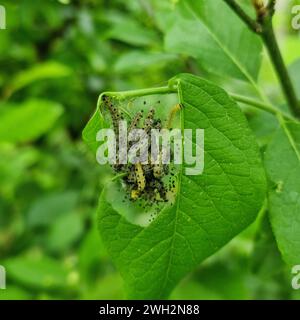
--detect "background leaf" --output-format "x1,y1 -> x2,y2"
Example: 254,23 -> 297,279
113,51 -> 178,74
289,58 -> 300,99
46,213 -> 83,254
264,121 -> 300,266
26,191 -> 79,228
0,100 -> 63,143
103,14 -> 159,47
7,61 -> 72,97
163,0 -> 262,82
4,254 -> 70,291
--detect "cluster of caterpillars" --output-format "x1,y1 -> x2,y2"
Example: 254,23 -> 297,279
101,95 -> 178,207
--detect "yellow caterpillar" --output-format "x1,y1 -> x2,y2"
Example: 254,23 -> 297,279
131,163 -> 146,200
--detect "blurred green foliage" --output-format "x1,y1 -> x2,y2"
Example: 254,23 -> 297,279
0,0 -> 299,300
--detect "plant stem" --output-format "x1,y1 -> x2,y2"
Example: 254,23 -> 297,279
97,85 -> 178,112
267,0 -> 276,13
260,17 -> 300,117
222,0 -> 300,118
101,86 -> 177,101
99,83 -> 293,121
230,92 -> 295,121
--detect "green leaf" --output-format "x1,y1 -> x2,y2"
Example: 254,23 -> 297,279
283,37 -> 300,66
4,255 -> 69,291
164,0 -> 262,82
8,61 -> 72,96
251,214 -> 285,277
104,14 -> 158,47
248,110 -> 279,147
113,51 -> 178,74
82,110 -> 105,153
46,213 -> 83,254
264,120 -> 300,266
93,74 -> 266,298
170,282 -> 222,300
250,214 -> 293,299
81,274 -> 124,300
184,261 -> 249,300
0,99 -> 63,143
289,58 -> 300,99
0,286 -> 31,300
79,212 -> 108,282
27,191 -> 78,227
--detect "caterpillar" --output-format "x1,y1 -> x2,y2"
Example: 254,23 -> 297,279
102,96 -> 178,208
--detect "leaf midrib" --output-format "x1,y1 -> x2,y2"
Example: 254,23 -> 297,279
160,83 -> 185,296
278,115 -> 300,162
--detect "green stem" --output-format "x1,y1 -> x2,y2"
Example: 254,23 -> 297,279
96,85 -> 177,113
230,93 -> 295,121
260,17 -> 300,117
99,83 -> 293,121
101,86 -> 177,101
266,0 -> 276,14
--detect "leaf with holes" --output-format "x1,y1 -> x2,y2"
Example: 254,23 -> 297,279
84,73 -> 266,298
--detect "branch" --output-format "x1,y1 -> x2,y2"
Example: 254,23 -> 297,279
260,17 -> 300,117
230,93 -> 295,121
223,0 -> 262,33
251,0 -> 267,21
223,0 -> 300,118
267,0 -> 276,14
99,86 -> 295,122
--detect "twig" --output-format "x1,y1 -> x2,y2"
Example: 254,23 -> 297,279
251,0 -> 267,21
267,0 -> 276,14
229,92 -> 295,121
97,85 -> 294,122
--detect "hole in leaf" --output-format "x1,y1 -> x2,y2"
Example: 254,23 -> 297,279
100,93 -> 181,226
